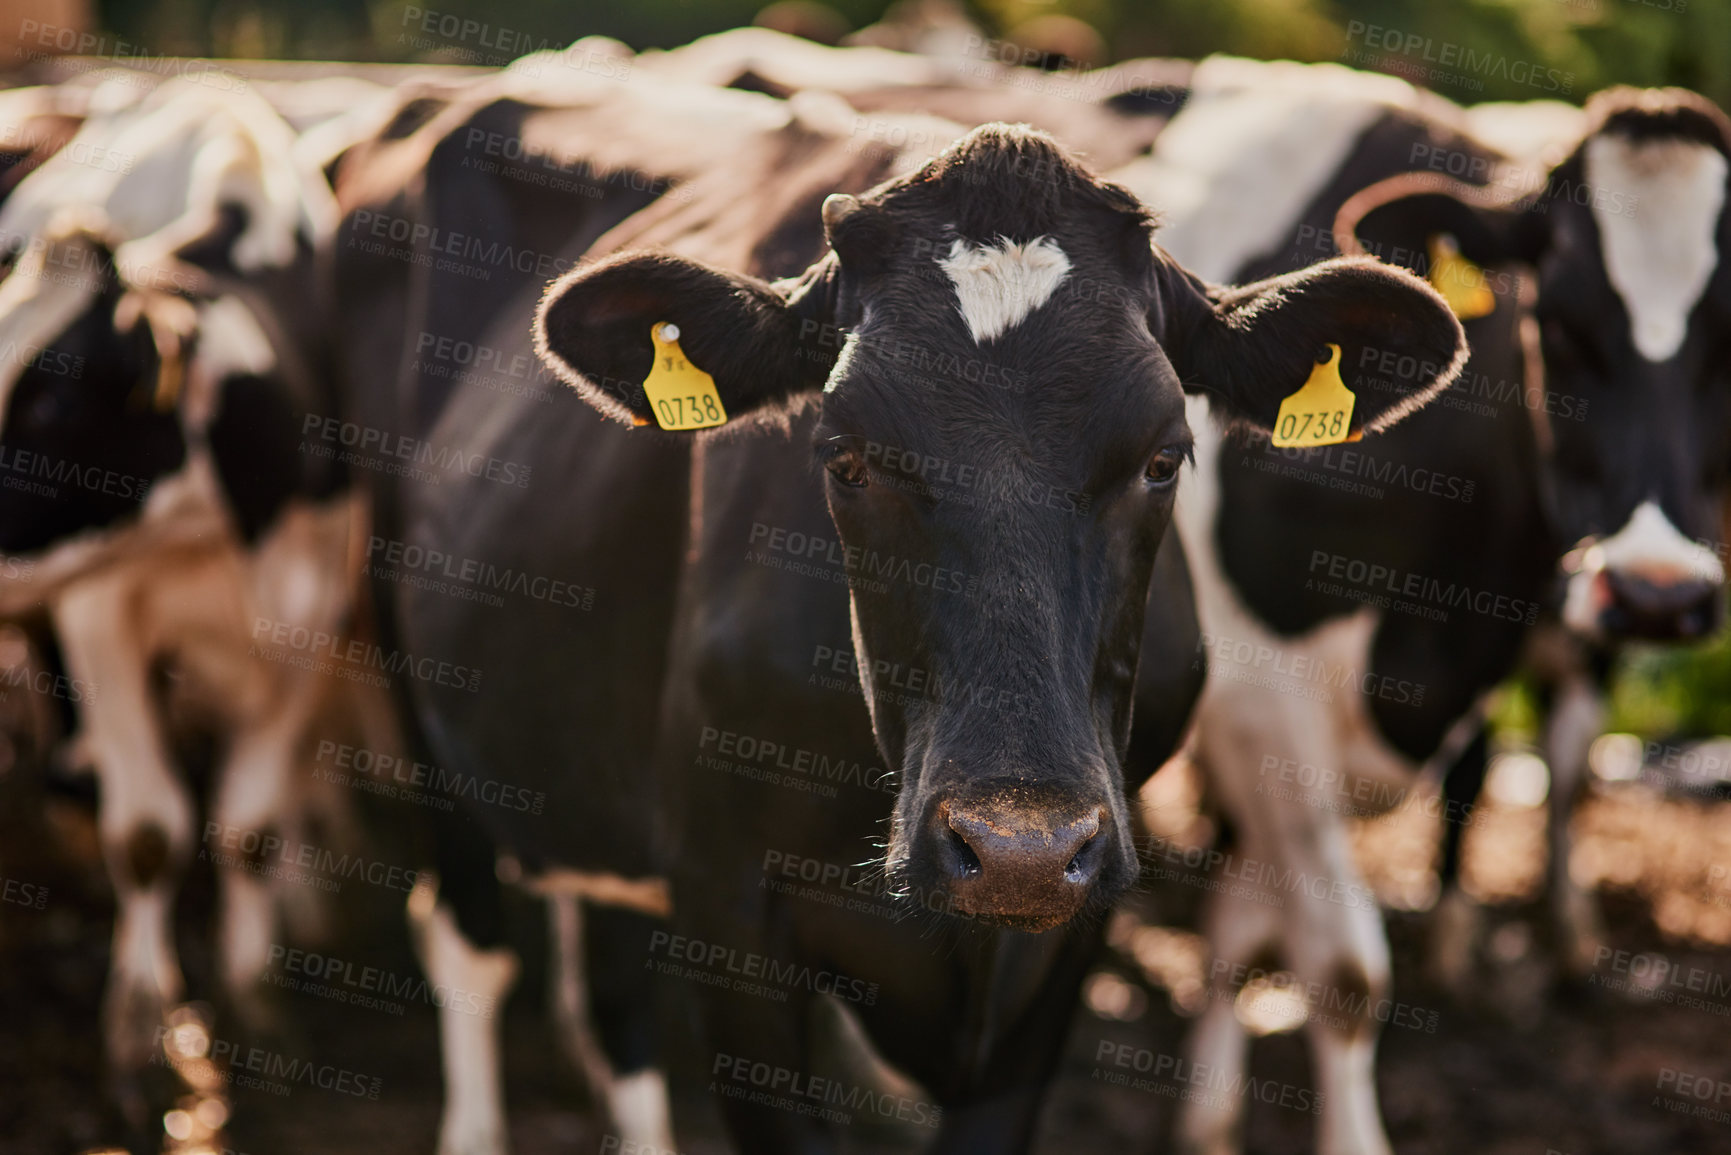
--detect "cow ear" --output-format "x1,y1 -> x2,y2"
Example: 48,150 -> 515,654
534,251 -> 838,429
1158,253 -> 1468,437
1335,171 -> 1551,273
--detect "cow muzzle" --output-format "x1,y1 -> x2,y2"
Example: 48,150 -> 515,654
924,783 -> 1112,931
1560,502 -> 1725,641
1602,569 -> 1721,640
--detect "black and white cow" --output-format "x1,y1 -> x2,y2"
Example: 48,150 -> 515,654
493,103 -> 1457,1155
1352,86 -> 1731,995
0,76 -> 363,1119
1106,59 -> 1731,1155
327,68 -> 827,1155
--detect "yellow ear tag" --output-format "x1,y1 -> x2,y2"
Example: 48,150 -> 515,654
1273,344 -> 1357,449
642,322 -> 727,431
1428,234 -> 1495,320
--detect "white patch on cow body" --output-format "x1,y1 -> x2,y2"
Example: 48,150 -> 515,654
1112,56 -> 1420,281
520,868 -> 673,917
1463,100 -> 1587,168
1560,499 -> 1724,633
937,236 -> 1070,343
1176,397 -> 1426,802
1174,398 -> 1421,1155
174,293 -> 282,434
196,295 -> 278,380
1584,135 -> 1727,362
0,78 -> 336,279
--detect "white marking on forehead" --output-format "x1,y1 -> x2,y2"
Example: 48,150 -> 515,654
1584,135 -> 1726,361
1112,55 -> 1415,281
938,235 -> 1071,344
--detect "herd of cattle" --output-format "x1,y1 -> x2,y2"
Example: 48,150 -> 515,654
0,23 -> 1728,1155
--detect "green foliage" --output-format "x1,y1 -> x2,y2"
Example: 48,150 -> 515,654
90,0 -> 1729,109
1609,630 -> 1731,739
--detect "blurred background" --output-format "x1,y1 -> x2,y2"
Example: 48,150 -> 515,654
4,3 -> 1731,1153
4,0 -> 1727,109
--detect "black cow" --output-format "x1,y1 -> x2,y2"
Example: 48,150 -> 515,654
340,53 -> 1461,1150
328,72 -> 834,1155
516,112 -> 1459,1154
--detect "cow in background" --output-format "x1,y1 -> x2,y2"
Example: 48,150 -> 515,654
1108,58 -> 1731,1155
642,25 -> 1190,171
0,74 -> 369,1124
1343,87 -> 1731,994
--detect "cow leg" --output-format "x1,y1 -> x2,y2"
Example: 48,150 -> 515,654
1426,726 -> 1488,993
1173,866 -> 1283,1155
410,822 -> 519,1155
54,576 -> 194,1076
580,904 -> 675,1152
1544,672 -> 1606,978
1183,699 -> 1393,1155
547,894 -> 611,1091
1284,833 -> 1392,1155
210,669 -> 326,1026
547,898 -> 677,1147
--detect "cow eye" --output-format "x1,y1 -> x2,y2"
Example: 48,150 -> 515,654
1145,446 -> 1185,488
825,448 -> 869,488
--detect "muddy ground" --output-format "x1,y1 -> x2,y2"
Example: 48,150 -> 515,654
3,751 -> 1729,1155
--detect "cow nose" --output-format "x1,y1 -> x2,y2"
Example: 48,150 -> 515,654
935,797 -> 1107,930
1603,569 -> 1722,640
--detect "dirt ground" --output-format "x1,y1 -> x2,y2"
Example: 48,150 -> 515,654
3,751 -> 1729,1155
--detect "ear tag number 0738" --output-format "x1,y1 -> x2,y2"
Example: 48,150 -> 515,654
1272,344 -> 1357,449
642,322 -> 727,431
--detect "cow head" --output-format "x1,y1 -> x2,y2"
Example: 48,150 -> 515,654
537,124 -> 1465,930
1348,88 -> 1731,642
